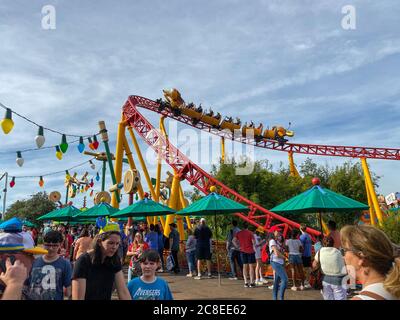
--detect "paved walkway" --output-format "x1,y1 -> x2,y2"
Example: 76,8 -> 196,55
121,266 -> 323,300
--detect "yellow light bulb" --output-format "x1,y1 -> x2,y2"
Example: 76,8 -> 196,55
1,118 -> 14,134
1,108 -> 14,134
56,151 -> 63,160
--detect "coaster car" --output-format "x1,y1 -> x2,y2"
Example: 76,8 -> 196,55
182,103 -> 203,120
200,113 -> 221,127
163,88 -> 185,109
263,126 -> 294,140
220,116 -> 241,132
242,122 -> 263,137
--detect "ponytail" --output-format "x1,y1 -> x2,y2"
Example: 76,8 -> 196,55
384,257 -> 400,298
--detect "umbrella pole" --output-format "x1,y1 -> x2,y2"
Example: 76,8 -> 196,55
214,213 -> 221,286
319,212 -> 323,235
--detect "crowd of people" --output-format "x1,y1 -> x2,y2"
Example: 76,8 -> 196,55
0,217 -> 399,301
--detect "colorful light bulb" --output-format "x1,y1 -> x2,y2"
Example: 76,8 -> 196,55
95,172 -> 100,181
60,134 -> 68,153
9,177 -> 15,188
135,193 -> 139,201
90,190 -> 94,197
35,126 -> 45,148
90,179 -> 94,188
65,170 -> 70,179
39,176 -> 44,187
89,160 -> 95,170
80,185 -> 84,193
88,137 -> 94,150
77,136 -> 85,153
55,146 -> 63,160
1,108 -> 14,134
92,135 -> 99,150
16,151 -> 24,167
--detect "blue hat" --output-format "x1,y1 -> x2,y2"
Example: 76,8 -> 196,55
0,217 -> 23,232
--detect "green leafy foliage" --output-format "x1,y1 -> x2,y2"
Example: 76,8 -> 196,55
379,212 -> 400,245
185,157 -> 377,237
5,192 -> 56,224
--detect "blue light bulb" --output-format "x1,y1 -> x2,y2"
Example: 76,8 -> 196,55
77,137 -> 85,153
96,172 -> 100,181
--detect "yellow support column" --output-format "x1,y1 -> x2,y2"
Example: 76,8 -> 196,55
288,151 -> 300,177
321,219 -> 329,235
361,158 -> 384,226
163,172 -> 180,237
221,137 -> 225,163
179,185 -> 192,231
155,116 -> 166,201
111,119 -> 126,209
365,181 -> 377,226
127,126 -> 157,200
121,133 -> 144,199
176,195 -> 185,240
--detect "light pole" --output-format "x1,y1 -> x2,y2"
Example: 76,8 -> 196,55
0,172 -> 8,220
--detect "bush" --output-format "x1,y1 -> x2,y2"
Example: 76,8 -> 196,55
379,212 -> 400,245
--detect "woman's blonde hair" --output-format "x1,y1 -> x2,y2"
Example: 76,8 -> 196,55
340,225 -> 400,298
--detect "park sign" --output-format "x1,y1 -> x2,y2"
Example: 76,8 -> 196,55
385,193 -> 397,205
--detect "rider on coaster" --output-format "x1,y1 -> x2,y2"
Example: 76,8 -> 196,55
196,104 -> 203,113
215,112 -> 221,120
234,117 -> 241,125
224,116 -> 233,122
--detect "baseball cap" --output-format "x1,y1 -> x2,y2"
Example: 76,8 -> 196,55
269,225 -> 282,233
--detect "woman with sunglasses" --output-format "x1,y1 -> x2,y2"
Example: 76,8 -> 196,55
341,225 -> 400,300
72,223 -> 131,300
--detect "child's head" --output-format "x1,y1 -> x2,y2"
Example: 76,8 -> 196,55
43,230 -> 64,257
139,250 -> 160,278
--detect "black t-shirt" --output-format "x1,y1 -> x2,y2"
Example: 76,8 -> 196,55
72,252 -> 122,300
194,225 -> 212,248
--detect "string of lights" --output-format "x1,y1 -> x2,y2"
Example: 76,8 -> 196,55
0,102 -> 101,165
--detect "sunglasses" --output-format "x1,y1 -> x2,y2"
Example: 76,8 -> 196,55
43,243 -> 60,247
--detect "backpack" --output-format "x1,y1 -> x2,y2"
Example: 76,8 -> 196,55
261,243 -> 272,264
166,253 -> 175,271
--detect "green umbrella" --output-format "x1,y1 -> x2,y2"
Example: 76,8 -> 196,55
37,205 -> 81,222
270,180 -> 369,232
176,191 -> 250,285
22,220 -> 37,228
73,202 -> 120,220
111,197 -> 175,218
177,192 -> 250,216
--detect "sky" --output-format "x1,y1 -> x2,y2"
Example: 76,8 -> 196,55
0,0 -> 399,214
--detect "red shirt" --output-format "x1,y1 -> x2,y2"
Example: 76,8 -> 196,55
236,229 -> 255,254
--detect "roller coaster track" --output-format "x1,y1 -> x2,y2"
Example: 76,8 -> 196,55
123,96 -> 323,238
126,95 -> 400,161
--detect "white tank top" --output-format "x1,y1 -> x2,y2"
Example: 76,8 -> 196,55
354,283 -> 397,300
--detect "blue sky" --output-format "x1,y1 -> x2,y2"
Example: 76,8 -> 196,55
0,0 -> 399,212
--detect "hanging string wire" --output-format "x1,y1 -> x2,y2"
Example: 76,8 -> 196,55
0,102 -> 99,138
9,158 -> 96,179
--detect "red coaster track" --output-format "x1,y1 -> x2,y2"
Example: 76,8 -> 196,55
122,95 -> 400,238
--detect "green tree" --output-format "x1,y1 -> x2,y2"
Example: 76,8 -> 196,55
185,157 -> 378,232
5,192 -> 56,224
